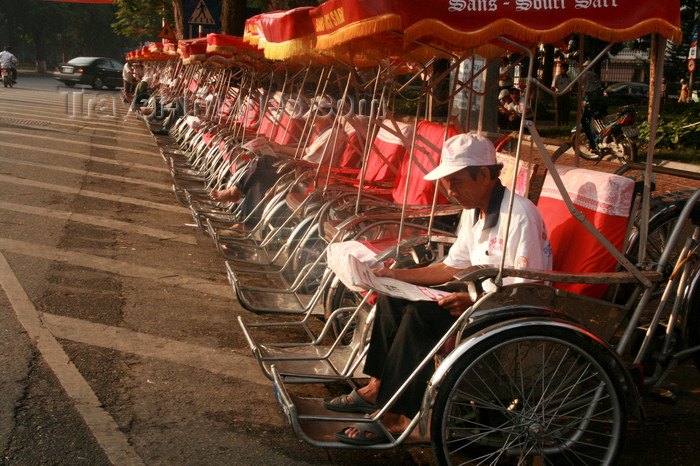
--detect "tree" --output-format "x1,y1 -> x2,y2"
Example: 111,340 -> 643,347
0,0 -> 137,71
172,0 -> 185,39
221,0 -> 246,36
112,0 -> 173,40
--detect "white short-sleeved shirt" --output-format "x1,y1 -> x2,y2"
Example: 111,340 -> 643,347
302,123 -> 347,166
0,51 -> 17,68
443,183 -> 553,291
552,73 -> 571,93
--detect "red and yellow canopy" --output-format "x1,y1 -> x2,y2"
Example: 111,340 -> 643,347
129,0 -> 683,66
309,0 -> 681,59
257,7 -> 317,60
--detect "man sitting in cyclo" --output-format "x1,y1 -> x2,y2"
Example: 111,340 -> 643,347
209,98 -> 347,230
324,133 -> 553,445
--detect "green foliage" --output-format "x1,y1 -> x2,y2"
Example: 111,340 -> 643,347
638,103 -> 700,151
112,0 -> 172,40
0,0 -> 138,64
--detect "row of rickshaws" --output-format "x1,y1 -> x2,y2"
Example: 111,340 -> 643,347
131,1 -> 699,463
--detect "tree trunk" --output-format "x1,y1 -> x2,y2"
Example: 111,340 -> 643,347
221,0 -> 246,36
542,44 -> 554,91
33,28 -> 47,73
172,0 -> 186,40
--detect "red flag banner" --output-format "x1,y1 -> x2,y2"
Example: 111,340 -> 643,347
42,0 -> 114,3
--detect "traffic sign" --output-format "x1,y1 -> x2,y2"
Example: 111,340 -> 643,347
689,59 -> 696,73
184,0 -> 220,38
189,0 -> 215,25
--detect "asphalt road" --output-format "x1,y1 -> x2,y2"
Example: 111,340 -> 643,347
1,73 -> 699,465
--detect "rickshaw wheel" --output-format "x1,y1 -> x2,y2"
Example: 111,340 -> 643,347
683,265 -> 700,372
619,204 -> 692,305
431,325 -> 627,465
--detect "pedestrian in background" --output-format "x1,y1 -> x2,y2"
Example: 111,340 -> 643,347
498,56 -> 513,90
661,78 -> 667,103
122,61 -> 136,96
551,63 -> 571,126
679,78 -> 690,103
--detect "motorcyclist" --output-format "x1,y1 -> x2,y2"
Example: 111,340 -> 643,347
0,45 -> 19,84
579,61 -> 607,151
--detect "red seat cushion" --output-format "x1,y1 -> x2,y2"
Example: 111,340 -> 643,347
537,166 -> 634,298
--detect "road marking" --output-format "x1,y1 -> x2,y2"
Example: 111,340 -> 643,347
0,252 -> 145,465
41,313 -> 268,386
0,131 -> 169,165
0,156 -> 172,191
0,200 -> 196,245
0,111 -> 149,138
0,174 -> 183,214
0,238 -> 233,299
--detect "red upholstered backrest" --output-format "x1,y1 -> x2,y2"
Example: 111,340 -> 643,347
201,132 -> 215,147
336,117 -> 368,169
392,121 -> 459,205
238,96 -> 260,129
274,112 -> 304,145
219,87 -> 238,117
537,166 -> 634,298
258,104 -> 278,140
360,120 -> 413,183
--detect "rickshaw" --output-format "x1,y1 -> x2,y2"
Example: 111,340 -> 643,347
138,0 -> 699,462
236,1 -> 700,465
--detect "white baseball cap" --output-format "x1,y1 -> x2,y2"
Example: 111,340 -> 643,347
498,89 -> 510,100
424,133 -> 496,180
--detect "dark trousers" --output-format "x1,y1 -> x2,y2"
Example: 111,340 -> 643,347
234,154 -> 280,224
555,95 -> 570,127
364,294 -> 456,417
581,91 -> 607,150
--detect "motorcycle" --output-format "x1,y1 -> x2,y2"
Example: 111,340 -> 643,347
2,67 -> 13,88
573,94 -> 640,162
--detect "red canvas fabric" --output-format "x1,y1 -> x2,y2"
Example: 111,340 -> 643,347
537,165 -> 634,298
309,0 -> 681,54
360,120 -> 413,183
391,120 -> 458,206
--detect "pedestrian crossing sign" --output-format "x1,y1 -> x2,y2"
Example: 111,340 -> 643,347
189,0 -> 216,25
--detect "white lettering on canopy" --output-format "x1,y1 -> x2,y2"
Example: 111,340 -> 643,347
448,0 -> 622,11
515,0 -> 566,11
449,0 -> 498,12
575,0 -> 619,8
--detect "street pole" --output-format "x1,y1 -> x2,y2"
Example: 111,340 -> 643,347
689,12 -> 698,99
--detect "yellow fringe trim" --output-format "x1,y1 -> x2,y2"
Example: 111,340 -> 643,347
404,18 -> 682,50
207,44 -> 237,55
263,33 -> 317,61
207,55 -> 235,67
244,32 -> 260,47
315,14 -> 402,51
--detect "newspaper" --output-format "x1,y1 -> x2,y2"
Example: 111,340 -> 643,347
349,255 -> 452,302
241,136 -> 276,157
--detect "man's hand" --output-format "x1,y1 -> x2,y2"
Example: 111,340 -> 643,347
371,267 -> 395,279
437,292 -> 474,317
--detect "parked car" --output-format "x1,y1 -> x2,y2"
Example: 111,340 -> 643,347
603,82 -> 649,104
54,57 -> 123,90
